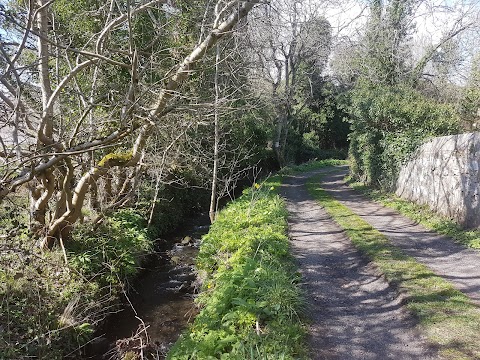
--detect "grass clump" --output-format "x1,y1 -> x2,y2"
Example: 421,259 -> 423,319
349,181 -> 480,250
307,173 -> 480,359
168,177 -> 307,360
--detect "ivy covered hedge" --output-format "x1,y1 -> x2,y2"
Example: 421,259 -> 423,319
168,179 -> 307,359
348,82 -> 460,189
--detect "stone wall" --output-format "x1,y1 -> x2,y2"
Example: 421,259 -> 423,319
396,132 -> 480,229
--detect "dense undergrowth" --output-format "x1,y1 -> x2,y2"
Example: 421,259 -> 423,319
348,181 -> 480,250
0,168 -> 214,359
308,171 -> 480,359
0,203 -> 153,359
168,178 -> 307,359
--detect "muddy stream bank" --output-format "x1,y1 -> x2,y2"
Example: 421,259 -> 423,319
88,214 -> 211,360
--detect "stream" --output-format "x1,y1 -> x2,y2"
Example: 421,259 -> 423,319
87,214 -> 210,360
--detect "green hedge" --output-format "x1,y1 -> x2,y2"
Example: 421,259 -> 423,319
348,82 -> 459,189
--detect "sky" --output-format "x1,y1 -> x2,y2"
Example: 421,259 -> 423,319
1,0 -> 478,83
317,0 -> 480,82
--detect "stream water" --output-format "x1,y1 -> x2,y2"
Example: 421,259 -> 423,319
87,214 -> 210,360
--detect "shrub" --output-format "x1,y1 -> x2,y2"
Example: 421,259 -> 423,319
0,206 -> 154,359
43,209 -> 154,357
69,209 -> 153,287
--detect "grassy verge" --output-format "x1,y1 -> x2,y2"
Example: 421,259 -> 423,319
279,159 -> 348,175
348,180 -> 480,250
307,173 -> 480,359
168,177 -> 307,360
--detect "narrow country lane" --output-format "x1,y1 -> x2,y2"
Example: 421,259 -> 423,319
321,166 -> 480,305
280,169 -> 437,360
